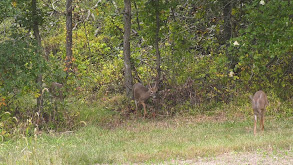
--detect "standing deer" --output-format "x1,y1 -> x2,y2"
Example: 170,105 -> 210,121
249,90 -> 268,135
133,83 -> 158,118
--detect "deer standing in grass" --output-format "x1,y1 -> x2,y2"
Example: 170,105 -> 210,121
249,90 -> 268,135
133,83 -> 158,118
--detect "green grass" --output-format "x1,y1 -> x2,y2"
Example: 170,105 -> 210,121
0,115 -> 292,164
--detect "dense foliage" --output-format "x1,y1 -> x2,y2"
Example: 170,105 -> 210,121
1,0 -> 293,138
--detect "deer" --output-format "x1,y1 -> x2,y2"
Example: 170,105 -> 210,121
249,90 -> 268,135
133,82 -> 158,118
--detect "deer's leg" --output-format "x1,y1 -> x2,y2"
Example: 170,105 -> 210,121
142,102 -> 147,118
152,111 -> 156,118
260,112 -> 265,131
134,100 -> 138,113
254,115 -> 257,135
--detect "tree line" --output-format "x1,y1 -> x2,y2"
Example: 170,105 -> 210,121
0,0 -> 293,136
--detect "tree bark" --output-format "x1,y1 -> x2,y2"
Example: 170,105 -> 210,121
221,0 -> 235,70
154,0 -> 161,87
123,0 -> 133,98
222,0 -> 232,43
133,1 -> 141,31
66,0 -> 73,75
32,0 -> 43,112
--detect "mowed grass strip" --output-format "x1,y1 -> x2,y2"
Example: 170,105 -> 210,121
0,116 -> 292,164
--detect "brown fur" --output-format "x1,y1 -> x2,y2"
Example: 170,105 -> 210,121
249,90 -> 268,135
133,83 -> 158,118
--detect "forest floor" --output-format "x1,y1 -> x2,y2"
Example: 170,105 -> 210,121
0,112 -> 292,164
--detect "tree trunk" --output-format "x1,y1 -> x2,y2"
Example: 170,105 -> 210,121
134,1 -> 141,31
221,0 -> 235,69
123,0 -> 133,98
32,0 -> 43,112
222,0 -> 232,43
154,0 -> 161,87
66,0 -> 73,75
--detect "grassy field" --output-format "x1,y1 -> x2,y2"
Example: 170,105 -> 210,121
0,112 -> 292,164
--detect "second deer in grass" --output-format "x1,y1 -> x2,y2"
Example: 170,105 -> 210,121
133,83 -> 158,118
249,90 -> 268,135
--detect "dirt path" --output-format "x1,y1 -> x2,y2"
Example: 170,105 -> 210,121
169,150 -> 293,165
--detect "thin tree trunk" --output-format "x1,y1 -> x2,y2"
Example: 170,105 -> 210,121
169,1 -> 177,83
222,0 -> 232,43
84,23 -> 91,54
133,1 -> 144,69
154,0 -> 161,87
66,0 -> 73,75
222,0 -> 235,70
123,0 -> 133,98
32,0 -> 43,113
133,1 -> 141,31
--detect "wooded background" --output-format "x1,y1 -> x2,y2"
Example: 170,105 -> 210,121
1,0 -> 293,137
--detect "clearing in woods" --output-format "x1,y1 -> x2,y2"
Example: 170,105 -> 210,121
0,114 -> 292,164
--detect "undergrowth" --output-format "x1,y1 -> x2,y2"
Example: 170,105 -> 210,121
0,91 -> 292,164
